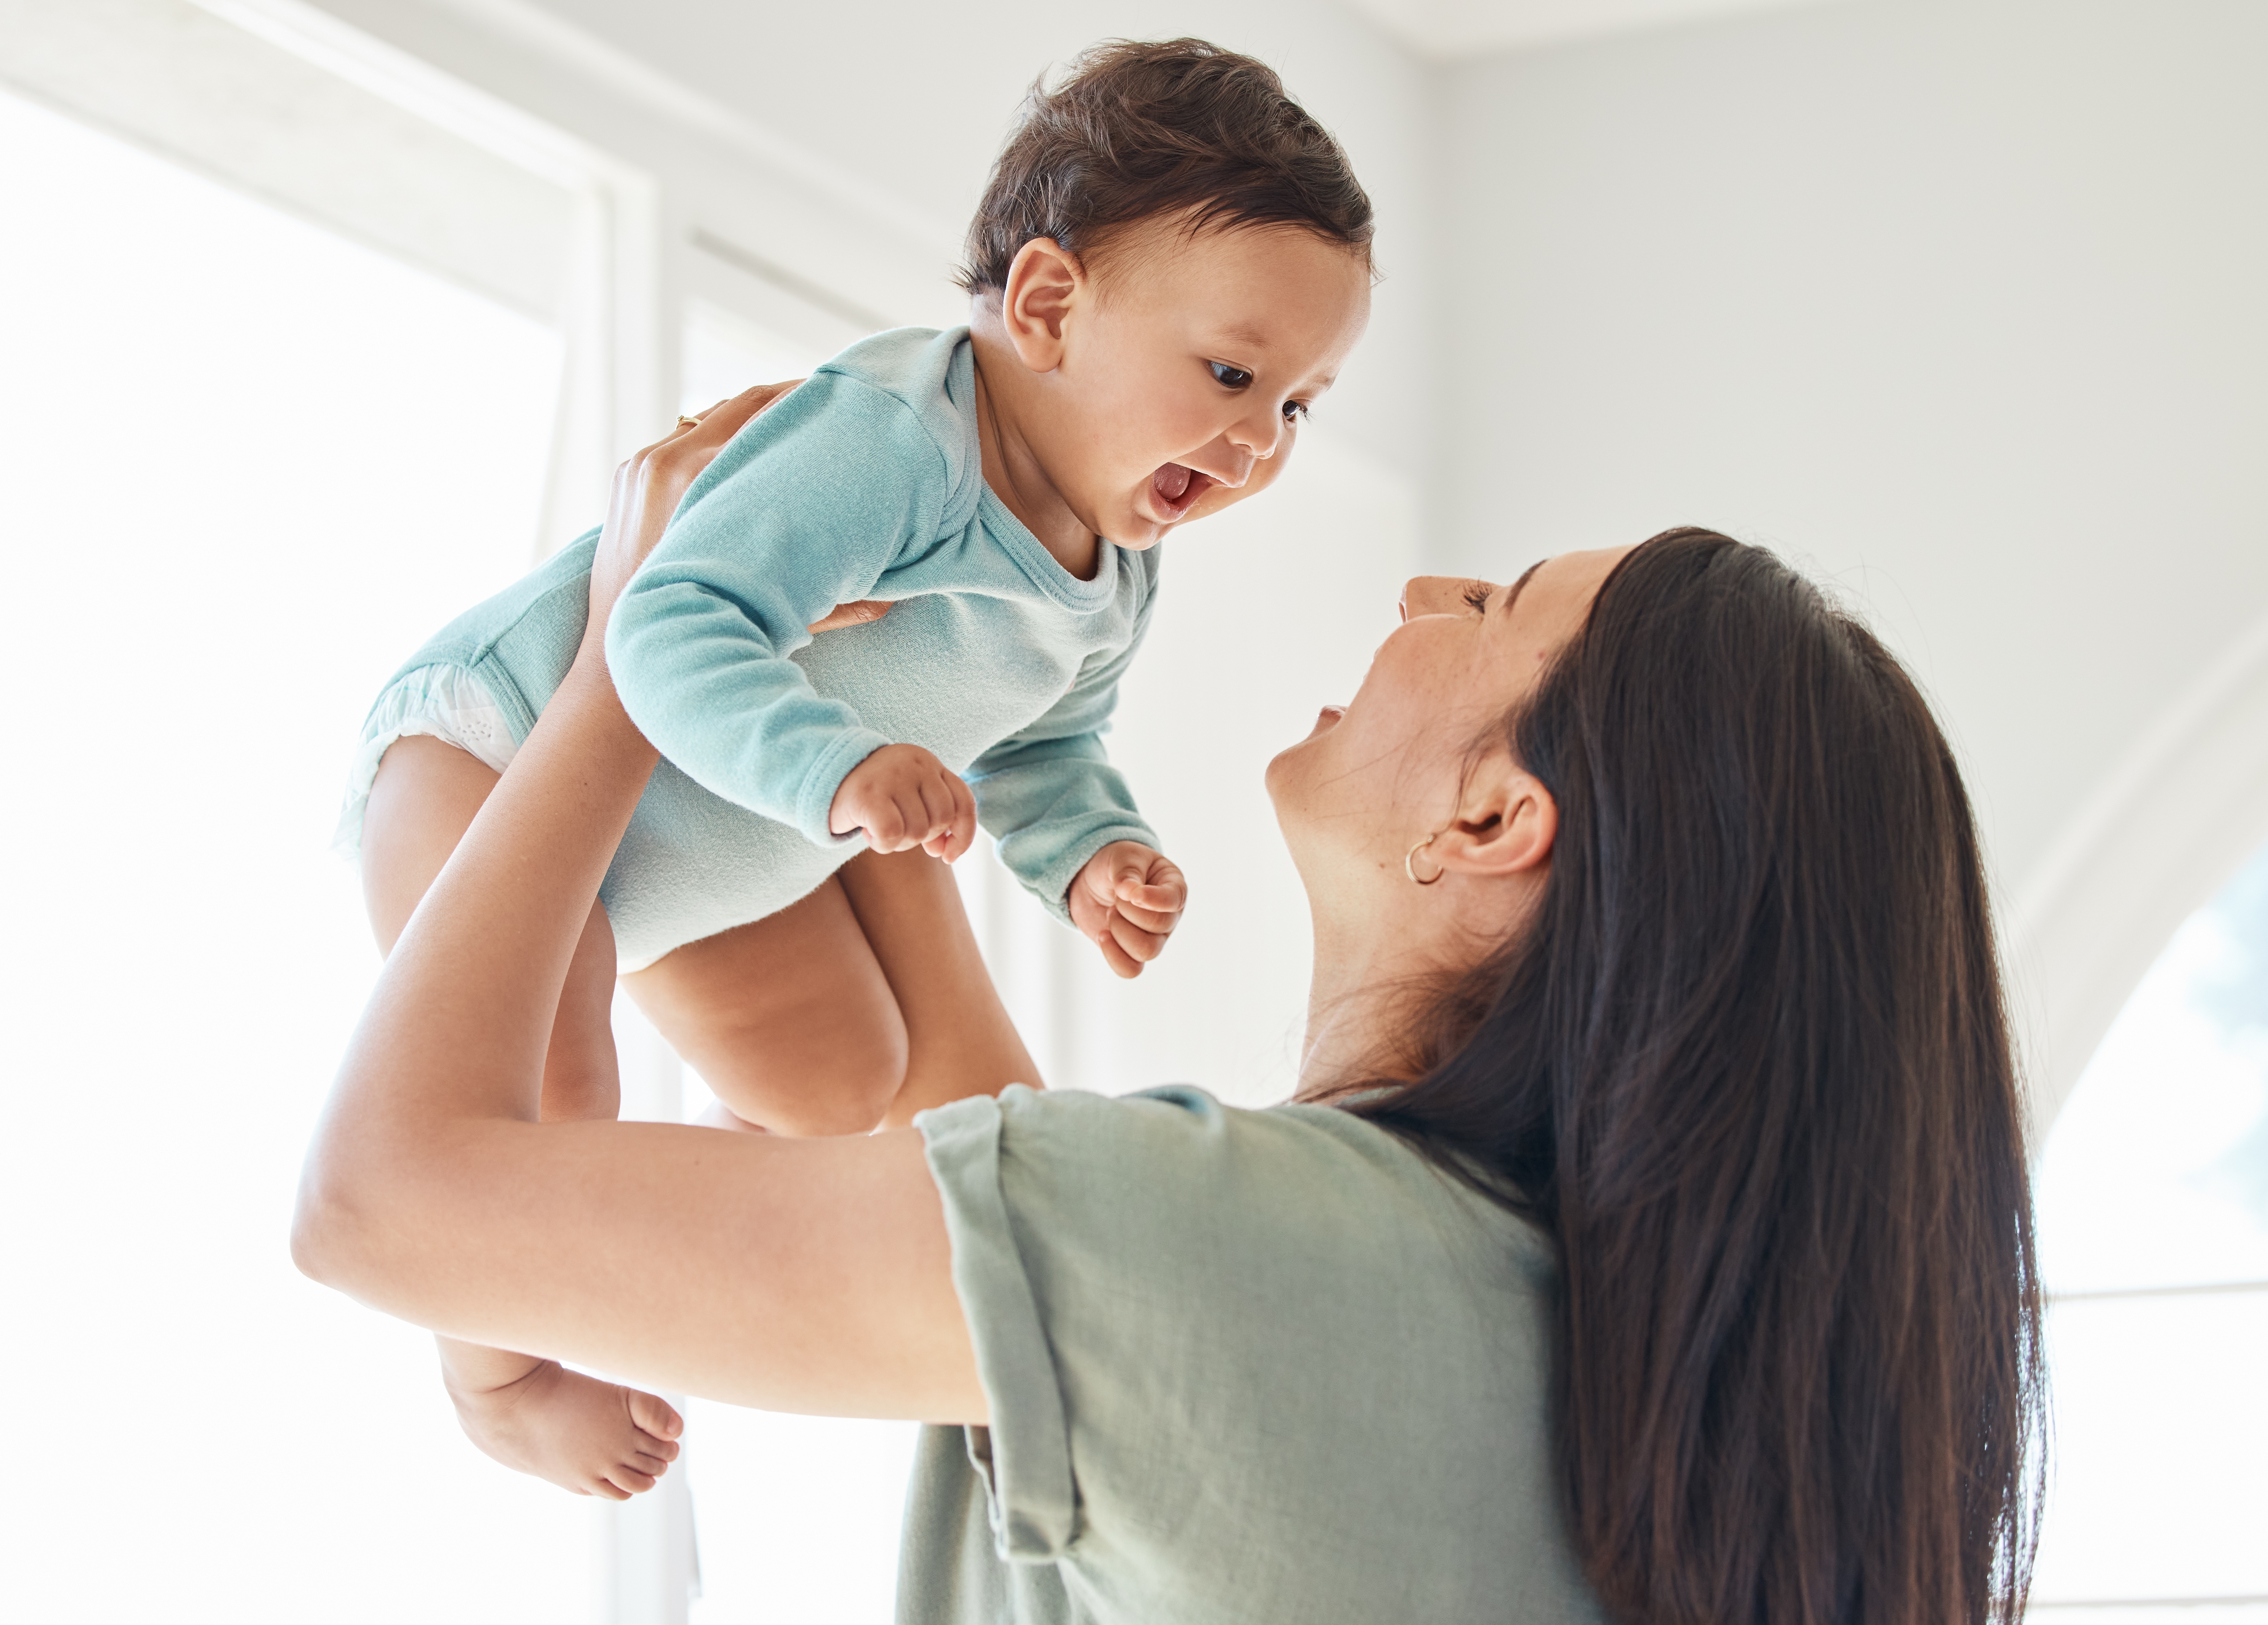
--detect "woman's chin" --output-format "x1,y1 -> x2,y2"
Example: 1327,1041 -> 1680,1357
1264,705 -> 1345,807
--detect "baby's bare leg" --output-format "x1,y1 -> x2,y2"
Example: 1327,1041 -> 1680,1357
622,876 -> 909,1135
835,847 -> 1044,1127
622,848 -> 1038,1134
360,735 -> 681,1500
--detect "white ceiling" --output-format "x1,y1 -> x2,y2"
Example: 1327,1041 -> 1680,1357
1335,0 -> 1848,60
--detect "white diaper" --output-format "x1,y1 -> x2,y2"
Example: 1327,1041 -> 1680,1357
332,663 -> 521,856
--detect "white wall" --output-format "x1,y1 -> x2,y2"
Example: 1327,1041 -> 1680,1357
1432,0 -> 2268,1127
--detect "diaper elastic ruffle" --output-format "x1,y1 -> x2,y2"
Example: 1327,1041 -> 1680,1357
332,663 -> 519,857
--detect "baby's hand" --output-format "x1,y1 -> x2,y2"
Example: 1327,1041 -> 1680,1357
830,744 -> 976,860
1069,841 -> 1187,978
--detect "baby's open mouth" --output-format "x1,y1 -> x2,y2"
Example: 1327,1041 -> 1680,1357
1149,462 -> 1216,521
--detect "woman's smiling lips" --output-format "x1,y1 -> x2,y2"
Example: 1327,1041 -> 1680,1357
1145,461 -> 1216,522
1306,704 -> 1346,740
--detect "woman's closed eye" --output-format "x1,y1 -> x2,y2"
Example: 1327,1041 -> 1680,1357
1462,581 -> 1494,614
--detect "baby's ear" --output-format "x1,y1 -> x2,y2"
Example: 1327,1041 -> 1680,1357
999,237 -> 1084,367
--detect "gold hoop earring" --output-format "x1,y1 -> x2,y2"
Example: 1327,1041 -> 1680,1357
1405,831 -> 1446,886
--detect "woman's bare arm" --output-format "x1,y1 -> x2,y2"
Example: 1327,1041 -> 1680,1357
292,387 -> 985,1423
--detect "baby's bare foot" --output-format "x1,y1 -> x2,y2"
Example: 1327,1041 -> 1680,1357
449,1360 -> 683,1500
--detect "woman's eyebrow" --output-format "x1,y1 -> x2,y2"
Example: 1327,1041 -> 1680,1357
1500,559 -> 1547,617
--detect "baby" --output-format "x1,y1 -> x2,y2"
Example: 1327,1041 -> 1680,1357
340,37 -> 1373,1498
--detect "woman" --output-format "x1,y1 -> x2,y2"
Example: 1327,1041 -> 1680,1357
294,388 -> 2044,1625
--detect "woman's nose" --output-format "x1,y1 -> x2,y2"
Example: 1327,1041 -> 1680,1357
1400,576 -> 1473,622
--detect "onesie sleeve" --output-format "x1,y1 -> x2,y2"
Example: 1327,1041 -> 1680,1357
964,555 -> 1161,924
604,372 -> 950,844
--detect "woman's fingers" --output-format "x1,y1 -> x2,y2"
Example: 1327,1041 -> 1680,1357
807,599 -> 893,635
647,380 -> 798,483
587,380 -> 806,638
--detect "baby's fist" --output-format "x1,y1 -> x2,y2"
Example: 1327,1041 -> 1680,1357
1069,841 -> 1187,979
830,744 -> 976,860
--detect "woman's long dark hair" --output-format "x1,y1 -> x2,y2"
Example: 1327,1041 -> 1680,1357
1351,530 -> 2044,1625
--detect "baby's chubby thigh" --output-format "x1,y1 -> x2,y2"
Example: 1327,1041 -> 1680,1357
622,882 -> 909,1137
609,762 -> 907,1136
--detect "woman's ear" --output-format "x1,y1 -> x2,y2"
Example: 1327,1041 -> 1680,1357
999,238 -> 1083,372
1430,755 -> 1558,878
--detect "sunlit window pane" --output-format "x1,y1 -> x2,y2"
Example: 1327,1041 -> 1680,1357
2030,839 -> 2268,1613
681,300 -> 836,418
2031,1609 -> 2268,1625
0,86 -> 577,1619
2030,1291 -> 2268,1603
2036,846 -> 2268,1297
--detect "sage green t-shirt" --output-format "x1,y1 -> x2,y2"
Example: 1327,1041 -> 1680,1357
901,1084 -> 1607,1624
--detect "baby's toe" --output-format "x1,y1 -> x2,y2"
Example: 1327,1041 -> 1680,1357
628,1389 -> 683,1442
605,1463 -> 659,1496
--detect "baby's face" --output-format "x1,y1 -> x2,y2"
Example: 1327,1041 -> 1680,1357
1040,222 -> 1372,548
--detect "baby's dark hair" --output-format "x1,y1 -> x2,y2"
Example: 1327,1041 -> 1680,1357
957,38 -> 1375,295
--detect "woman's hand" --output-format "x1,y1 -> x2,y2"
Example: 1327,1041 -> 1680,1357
579,383 -> 890,663
580,384 -> 791,658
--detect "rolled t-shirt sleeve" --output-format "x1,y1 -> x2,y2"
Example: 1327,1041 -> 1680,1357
920,1082 -> 1392,1568
916,1089 -> 1082,1559
912,1081 -> 1581,1625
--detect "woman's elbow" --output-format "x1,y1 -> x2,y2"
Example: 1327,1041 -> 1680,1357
289,1148 -> 376,1289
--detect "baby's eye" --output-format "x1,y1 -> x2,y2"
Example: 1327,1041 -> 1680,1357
1281,399 -> 1311,423
1461,581 -> 1493,614
1209,361 -> 1254,390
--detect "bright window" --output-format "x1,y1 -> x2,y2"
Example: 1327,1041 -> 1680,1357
0,85 -> 581,1619
2030,842 -> 2268,1618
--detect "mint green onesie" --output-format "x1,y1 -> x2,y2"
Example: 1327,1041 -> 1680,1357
348,326 -> 1159,970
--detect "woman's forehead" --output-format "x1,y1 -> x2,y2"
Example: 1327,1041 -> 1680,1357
1491,547 -> 1634,663
1514,546 -> 1633,612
